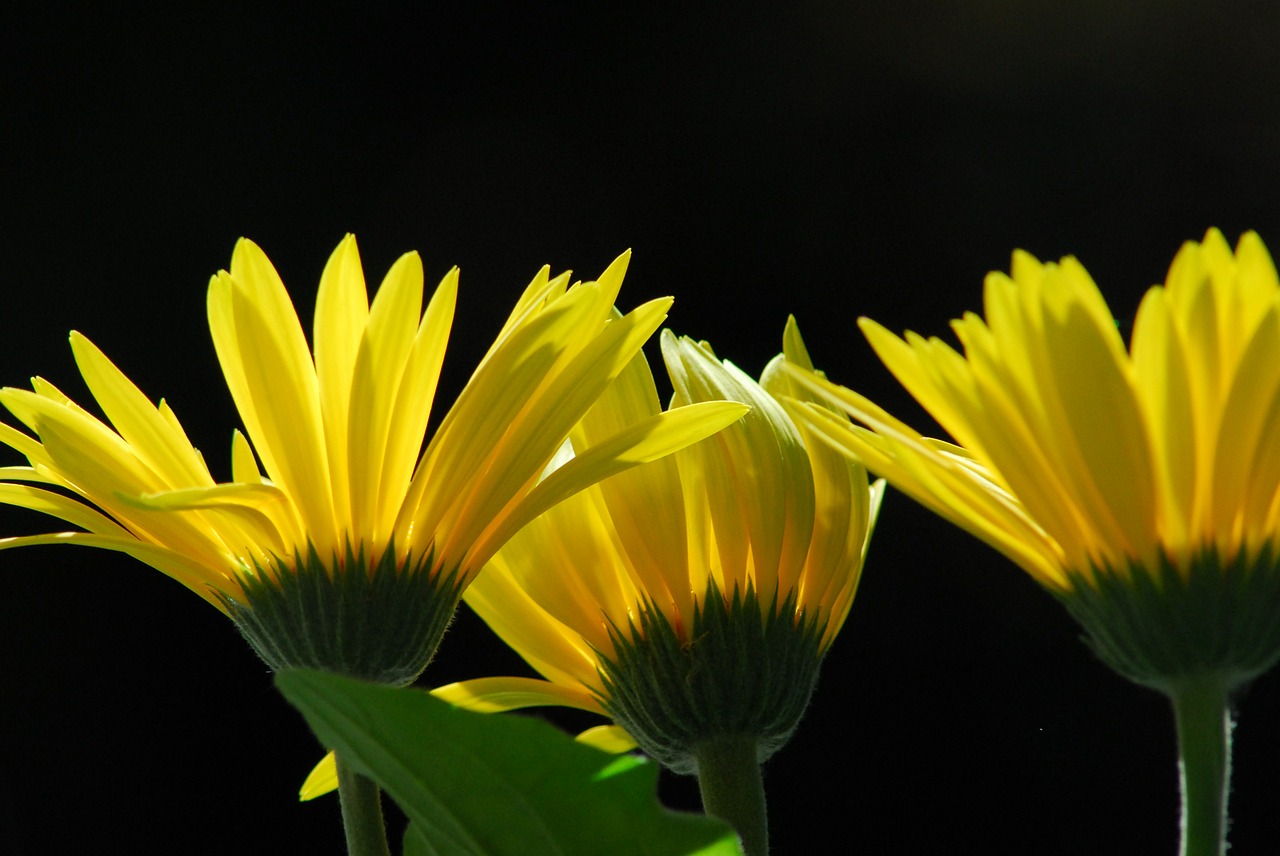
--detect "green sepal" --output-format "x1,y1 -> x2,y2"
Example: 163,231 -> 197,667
221,542 -> 461,686
597,580 -> 825,775
1057,545 -> 1280,693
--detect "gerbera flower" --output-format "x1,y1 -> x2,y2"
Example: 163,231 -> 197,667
0,236 -> 747,686
781,228 -> 1280,856
403,320 -> 884,856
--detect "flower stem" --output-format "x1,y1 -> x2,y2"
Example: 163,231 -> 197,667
1169,674 -> 1233,856
693,735 -> 768,856
336,753 -> 391,856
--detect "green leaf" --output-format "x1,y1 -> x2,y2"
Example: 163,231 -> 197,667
276,669 -> 742,856
402,824 -> 431,856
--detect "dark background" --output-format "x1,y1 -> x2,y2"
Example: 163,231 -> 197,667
4,2 -> 1280,853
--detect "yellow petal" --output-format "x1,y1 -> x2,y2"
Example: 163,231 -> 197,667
0,419 -> 51,465
576,725 -> 637,754
0,465 -> 55,485
482,481 -> 640,654
439,296 -> 674,566
401,283 -> 604,550
229,430 -> 265,484
571,349 -> 693,624
125,482 -> 295,558
1,388 -> 157,495
299,752 -> 337,801
1130,287 -> 1196,556
69,332 -> 213,490
485,265 -> 571,361
347,251 -> 424,542
0,532 -> 234,607
375,266 -> 457,542
1033,263 -> 1156,567
465,562 -> 609,688
430,676 -> 602,714
0,483 -> 130,536
1212,304 -> 1280,548
465,400 -> 750,575
313,234 -> 369,528
782,366 -> 1064,588
663,331 -> 814,601
211,243 -> 337,549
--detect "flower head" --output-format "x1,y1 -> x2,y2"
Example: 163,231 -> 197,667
783,228 -> 1280,691
434,318 -> 883,769
0,237 -> 746,683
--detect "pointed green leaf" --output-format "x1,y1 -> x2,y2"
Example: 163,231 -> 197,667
275,669 -> 742,856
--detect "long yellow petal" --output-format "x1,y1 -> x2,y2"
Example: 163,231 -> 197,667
0,483 -> 131,536
0,532 -> 234,607
576,725 -> 637,754
440,297 -> 675,566
571,349 -> 692,623
376,266 -> 457,543
211,241 -> 336,549
782,368 -> 1063,587
481,483 -> 640,654
401,283 -> 603,549
465,561 -> 609,688
431,676 -> 603,714
663,332 -> 814,602
347,251 -> 424,544
69,332 -> 214,490
313,234 -> 369,529
124,482 -> 294,558
465,400 -> 750,575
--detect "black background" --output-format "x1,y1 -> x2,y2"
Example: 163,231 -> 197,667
4,2 -> 1280,853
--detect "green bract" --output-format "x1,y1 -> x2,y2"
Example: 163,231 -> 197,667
1058,547 -> 1280,693
223,542 -> 460,686
598,580 -> 826,775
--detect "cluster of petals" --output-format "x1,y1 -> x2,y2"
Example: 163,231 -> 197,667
784,228 -> 1280,591
430,319 -> 883,751
0,237 -> 742,608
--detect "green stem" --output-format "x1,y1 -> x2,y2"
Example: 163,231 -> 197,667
336,752 -> 391,856
1169,674 -> 1233,856
693,735 -> 768,856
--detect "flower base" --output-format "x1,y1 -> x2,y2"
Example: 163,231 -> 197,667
221,542 -> 460,686
597,580 -> 826,775
1056,546 -> 1280,693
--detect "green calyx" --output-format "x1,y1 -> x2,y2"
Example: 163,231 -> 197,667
1057,544 -> 1280,693
596,580 -> 826,775
220,542 -> 461,687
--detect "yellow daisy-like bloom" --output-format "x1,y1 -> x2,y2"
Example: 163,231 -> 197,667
785,231 -> 1248,566
435,319 -> 883,762
783,228 -> 1280,681
0,236 -> 746,684
781,229 -> 1280,856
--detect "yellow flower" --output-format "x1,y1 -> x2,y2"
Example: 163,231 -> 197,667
782,228 -> 1280,856
0,236 -> 747,683
782,227 -> 1280,689
436,318 -> 883,761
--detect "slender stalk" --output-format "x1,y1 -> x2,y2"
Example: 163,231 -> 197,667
693,735 -> 768,856
336,753 -> 391,856
1169,674 -> 1233,856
